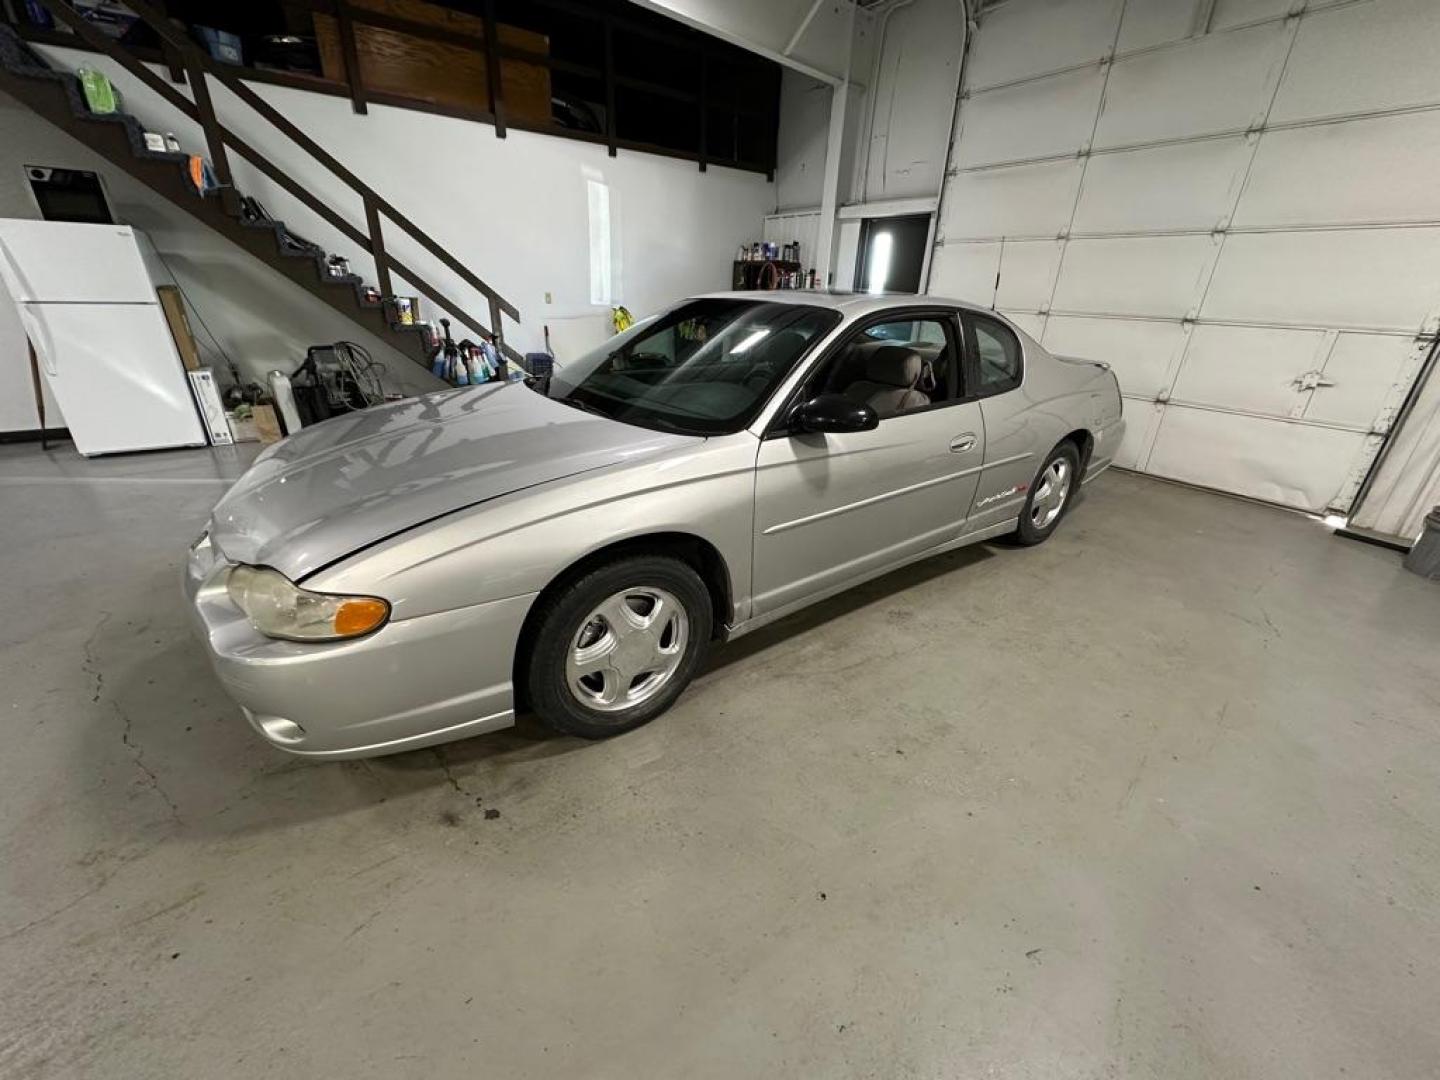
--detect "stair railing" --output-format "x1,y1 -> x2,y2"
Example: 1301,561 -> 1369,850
35,0 -> 522,364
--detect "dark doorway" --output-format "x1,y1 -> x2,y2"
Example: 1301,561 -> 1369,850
854,213 -> 931,294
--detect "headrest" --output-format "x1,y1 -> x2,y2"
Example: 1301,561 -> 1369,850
866,346 -> 923,388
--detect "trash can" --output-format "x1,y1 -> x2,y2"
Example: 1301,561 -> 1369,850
1403,506 -> 1440,580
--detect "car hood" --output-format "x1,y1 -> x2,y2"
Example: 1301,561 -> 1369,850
208,382 -> 697,581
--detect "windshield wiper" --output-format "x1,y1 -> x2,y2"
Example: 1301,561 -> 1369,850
555,396 -> 611,419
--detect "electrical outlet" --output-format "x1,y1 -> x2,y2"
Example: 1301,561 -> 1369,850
544,291 -> 553,304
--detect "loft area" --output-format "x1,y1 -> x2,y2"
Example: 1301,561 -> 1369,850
7,0 -> 783,175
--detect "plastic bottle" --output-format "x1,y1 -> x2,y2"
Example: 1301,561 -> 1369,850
77,67 -> 118,114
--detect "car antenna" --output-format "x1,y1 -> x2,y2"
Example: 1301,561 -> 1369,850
992,237 -> 1004,310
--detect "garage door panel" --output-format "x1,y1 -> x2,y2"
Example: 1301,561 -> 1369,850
995,239 -> 1065,311
1116,1 -> 1193,53
1210,0 -> 1294,31
998,309 -> 1048,339
1146,406 -> 1369,510
1234,112 -> 1440,230
1169,324 -> 1326,417
953,67 -> 1107,168
1270,0 -> 1440,123
1307,333 -> 1423,430
1074,137 -> 1250,234
1051,234 -> 1218,318
1043,314 -> 1188,399
1094,20 -> 1291,148
1113,398 -> 1161,469
967,0 -> 1124,92
941,158 -> 1085,241
936,0 -> 1440,519
927,242 -> 1001,303
1200,228 -> 1440,331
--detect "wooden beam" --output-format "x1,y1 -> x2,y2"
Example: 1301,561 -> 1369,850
603,17 -> 617,157
186,58 -> 239,215
698,44 -> 708,173
162,41 -> 185,84
364,196 -> 393,297
482,0 -> 505,137
335,1 -> 368,114
488,296 -> 506,357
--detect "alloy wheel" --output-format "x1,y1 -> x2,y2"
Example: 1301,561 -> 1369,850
564,587 -> 690,713
1030,458 -> 1072,530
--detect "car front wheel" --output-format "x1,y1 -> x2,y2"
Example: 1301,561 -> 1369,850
526,555 -> 713,738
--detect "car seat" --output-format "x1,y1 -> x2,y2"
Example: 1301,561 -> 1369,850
842,346 -> 930,418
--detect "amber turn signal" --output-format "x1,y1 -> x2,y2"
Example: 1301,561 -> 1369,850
333,597 -> 390,638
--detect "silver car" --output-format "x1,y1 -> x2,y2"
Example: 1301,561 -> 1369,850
185,292 -> 1124,758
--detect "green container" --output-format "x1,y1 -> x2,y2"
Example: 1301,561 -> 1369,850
78,68 -> 117,114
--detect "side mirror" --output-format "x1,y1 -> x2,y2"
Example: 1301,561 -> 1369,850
791,393 -> 879,434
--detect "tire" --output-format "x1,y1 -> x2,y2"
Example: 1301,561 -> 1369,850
526,555 -> 713,739
1013,441 -> 1081,546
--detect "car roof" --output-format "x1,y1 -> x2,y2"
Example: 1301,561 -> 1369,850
690,289 -> 995,318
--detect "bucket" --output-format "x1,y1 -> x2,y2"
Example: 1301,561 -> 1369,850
1402,506 -> 1440,580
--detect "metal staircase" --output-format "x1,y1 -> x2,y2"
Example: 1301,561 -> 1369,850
0,0 -> 523,380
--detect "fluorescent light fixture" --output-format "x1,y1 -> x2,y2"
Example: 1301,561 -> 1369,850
731,328 -> 770,354
866,231 -> 892,294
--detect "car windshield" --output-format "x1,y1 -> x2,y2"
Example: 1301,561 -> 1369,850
529,299 -> 840,435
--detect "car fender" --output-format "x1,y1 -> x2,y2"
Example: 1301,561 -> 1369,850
305,433 -> 760,624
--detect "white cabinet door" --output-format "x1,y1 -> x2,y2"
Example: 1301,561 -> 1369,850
0,221 -> 153,303
28,303 -> 205,455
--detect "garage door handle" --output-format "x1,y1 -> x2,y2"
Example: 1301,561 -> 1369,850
950,434 -> 977,453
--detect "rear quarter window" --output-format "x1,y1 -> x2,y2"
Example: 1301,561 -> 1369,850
969,315 -> 1023,396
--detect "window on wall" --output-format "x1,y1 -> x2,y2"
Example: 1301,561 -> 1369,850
5,0 -> 782,176
587,177 -> 612,307
492,0 -> 782,172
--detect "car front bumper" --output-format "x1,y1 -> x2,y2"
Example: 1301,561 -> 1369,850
183,536 -> 532,759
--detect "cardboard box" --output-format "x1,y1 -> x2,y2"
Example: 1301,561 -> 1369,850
187,368 -> 233,445
252,404 -> 283,444
157,285 -> 202,371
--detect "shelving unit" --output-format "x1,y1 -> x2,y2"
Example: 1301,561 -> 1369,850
732,259 -> 802,291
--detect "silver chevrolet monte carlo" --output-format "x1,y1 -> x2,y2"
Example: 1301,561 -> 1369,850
185,292 -> 1123,758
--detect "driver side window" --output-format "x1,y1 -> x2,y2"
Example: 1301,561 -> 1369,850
807,315 -> 958,420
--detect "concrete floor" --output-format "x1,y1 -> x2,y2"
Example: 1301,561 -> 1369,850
1,440 -> 1438,1080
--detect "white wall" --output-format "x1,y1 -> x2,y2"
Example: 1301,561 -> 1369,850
932,0 -> 1440,525
774,68 -> 830,212
3,43 -> 773,399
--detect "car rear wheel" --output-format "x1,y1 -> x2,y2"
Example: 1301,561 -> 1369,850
526,555 -> 713,738
1013,441 -> 1080,546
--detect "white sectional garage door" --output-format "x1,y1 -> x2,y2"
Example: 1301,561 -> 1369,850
930,0 -> 1440,513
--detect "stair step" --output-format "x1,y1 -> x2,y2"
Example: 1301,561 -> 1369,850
0,23 -> 480,378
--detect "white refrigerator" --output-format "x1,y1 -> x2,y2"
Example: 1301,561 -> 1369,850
0,219 -> 206,456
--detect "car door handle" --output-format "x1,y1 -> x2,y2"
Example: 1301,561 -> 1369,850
950,434 -> 977,453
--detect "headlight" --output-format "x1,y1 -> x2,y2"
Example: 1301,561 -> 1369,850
226,565 -> 390,642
